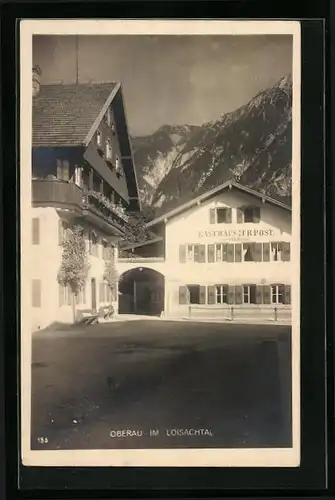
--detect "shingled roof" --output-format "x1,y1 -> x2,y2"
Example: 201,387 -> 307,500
32,82 -> 117,147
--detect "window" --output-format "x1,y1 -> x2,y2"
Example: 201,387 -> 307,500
271,242 -> 282,261
216,285 -> 229,304
243,284 -> 257,304
187,245 -> 195,261
237,206 -> 261,223
179,244 -> 206,263
32,279 -> 41,307
271,284 -> 285,304
188,285 -> 200,304
74,166 -> 83,187
96,130 -> 102,147
106,139 -> 112,161
216,207 -> 232,224
209,207 -> 232,224
32,218 -> 40,245
56,159 -> 69,181
214,244 -> 227,262
242,243 -> 262,262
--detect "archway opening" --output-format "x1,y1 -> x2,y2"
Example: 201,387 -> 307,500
118,267 -> 165,316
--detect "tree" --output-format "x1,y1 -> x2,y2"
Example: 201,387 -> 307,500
119,212 -> 151,248
103,245 -> 119,301
58,225 -> 90,322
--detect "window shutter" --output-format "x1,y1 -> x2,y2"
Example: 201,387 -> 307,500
32,280 -> 41,307
227,243 -> 234,262
262,285 -> 271,304
32,218 -> 40,244
67,286 -> 72,306
234,243 -> 242,262
227,208 -> 232,223
263,243 -> 270,262
228,285 -> 235,304
281,242 -> 291,261
278,284 -> 285,304
256,285 -> 263,304
199,286 -> 206,304
253,243 -> 262,262
207,286 -> 216,304
234,285 -> 243,304
236,208 -> 244,223
209,208 -> 216,224
207,244 -> 215,263
253,207 -> 261,223
179,286 -> 188,304
198,245 -> 206,263
179,244 -> 186,263
194,245 -> 199,263
284,285 -> 291,304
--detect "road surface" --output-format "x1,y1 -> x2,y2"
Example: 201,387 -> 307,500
30,319 -> 292,450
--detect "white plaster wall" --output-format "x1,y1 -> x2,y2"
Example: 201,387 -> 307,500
30,207 -> 119,330
165,190 -> 291,284
115,190 -> 293,318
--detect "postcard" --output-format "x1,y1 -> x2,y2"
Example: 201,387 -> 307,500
20,19 -> 301,467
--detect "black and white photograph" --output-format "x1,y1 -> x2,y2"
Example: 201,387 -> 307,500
20,20 -> 301,467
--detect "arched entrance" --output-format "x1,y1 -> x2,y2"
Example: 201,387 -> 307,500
118,267 -> 165,316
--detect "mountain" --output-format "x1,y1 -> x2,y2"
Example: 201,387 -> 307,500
131,75 -> 292,217
131,124 -> 200,208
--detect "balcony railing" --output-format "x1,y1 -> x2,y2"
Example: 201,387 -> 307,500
32,179 -> 83,208
32,179 -> 128,232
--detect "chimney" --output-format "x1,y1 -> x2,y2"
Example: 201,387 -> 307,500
32,65 -> 41,96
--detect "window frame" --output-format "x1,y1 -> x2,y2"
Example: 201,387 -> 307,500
242,284 -> 257,304
216,207 -> 231,224
105,138 -> 112,161
186,244 -> 195,262
96,130 -> 102,147
215,284 -> 229,304
271,284 -> 285,304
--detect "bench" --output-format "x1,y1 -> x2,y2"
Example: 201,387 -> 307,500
76,309 -> 99,325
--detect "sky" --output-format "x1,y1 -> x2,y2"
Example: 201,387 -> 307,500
33,34 -> 292,136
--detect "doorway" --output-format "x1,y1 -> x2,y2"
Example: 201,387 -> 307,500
118,267 -> 165,316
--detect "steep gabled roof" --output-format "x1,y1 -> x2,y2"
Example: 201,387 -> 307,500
32,82 -> 141,210
32,82 -> 119,147
146,180 -> 291,228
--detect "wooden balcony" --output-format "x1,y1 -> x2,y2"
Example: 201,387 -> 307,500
32,179 -> 83,210
32,179 -> 128,235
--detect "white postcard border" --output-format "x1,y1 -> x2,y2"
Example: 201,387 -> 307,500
20,19 -> 301,468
